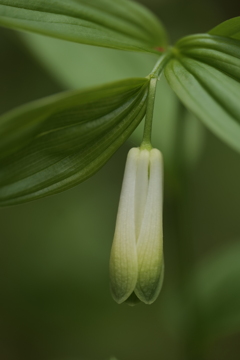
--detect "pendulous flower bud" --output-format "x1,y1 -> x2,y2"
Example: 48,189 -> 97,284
109,147 -> 164,305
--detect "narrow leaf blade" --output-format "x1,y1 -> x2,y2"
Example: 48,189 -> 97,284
0,78 -> 149,205
209,16 -> 240,40
176,34 -> 240,81
0,0 -> 168,52
164,58 -> 240,153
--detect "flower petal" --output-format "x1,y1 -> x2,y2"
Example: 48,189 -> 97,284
135,149 -> 150,240
135,149 -> 164,304
109,148 -> 139,303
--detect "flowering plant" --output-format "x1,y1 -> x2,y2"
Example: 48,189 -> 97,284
0,1 -> 240,358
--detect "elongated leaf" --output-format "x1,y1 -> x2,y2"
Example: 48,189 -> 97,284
0,78 -> 144,158
0,78 -> 149,206
209,16 -> 240,40
189,241 -> 240,339
176,34 -> 240,81
164,56 -> 240,153
0,0 -> 167,53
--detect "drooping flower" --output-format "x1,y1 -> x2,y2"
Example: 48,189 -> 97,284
109,147 -> 164,305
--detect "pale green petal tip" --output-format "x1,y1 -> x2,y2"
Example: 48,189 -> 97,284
110,287 -> 127,305
112,259 -> 164,306
135,258 -> 165,305
110,280 -> 137,304
109,253 -> 138,304
109,267 -> 138,304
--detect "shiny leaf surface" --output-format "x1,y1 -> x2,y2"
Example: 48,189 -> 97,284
0,0 -> 168,53
0,78 -> 149,205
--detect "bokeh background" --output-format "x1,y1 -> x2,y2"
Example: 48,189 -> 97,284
1,0 -> 240,359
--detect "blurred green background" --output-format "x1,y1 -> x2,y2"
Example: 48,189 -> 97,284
1,1 -> 240,359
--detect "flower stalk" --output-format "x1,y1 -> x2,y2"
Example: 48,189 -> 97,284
141,77 -> 158,150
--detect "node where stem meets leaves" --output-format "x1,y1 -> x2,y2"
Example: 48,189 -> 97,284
0,78 -> 149,206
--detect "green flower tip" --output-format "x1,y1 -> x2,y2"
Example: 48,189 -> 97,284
109,147 -> 164,305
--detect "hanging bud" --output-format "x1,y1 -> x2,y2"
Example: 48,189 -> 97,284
109,147 -> 164,305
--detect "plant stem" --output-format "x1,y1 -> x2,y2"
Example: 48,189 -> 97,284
140,50 -> 172,149
140,76 -> 157,149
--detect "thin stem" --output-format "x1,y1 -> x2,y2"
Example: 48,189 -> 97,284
140,77 -> 157,149
140,50 -> 173,150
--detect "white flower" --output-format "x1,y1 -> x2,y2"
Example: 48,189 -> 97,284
109,147 -> 164,305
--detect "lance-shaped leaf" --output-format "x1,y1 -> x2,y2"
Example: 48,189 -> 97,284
165,21 -> 240,154
209,16 -> 240,40
0,0 -> 168,53
0,78 -> 149,206
165,57 -> 240,153
175,34 -> 240,81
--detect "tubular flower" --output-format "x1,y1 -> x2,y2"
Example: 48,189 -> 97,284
109,147 -> 164,305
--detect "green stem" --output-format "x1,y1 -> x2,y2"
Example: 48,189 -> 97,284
140,50 -> 173,150
140,76 -> 157,149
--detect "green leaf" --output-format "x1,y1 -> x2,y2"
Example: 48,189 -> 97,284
164,56 -> 240,153
0,0 -> 168,53
190,241 -> 240,339
175,34 -> 240,81
209,16 -> 240,40
23,33 -> 205,174
169,28 -> 240,153
0,78 -> 149,206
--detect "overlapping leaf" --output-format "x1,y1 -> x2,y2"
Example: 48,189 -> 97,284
0,0 -> 167,52
0,78 -> 149,206
165,19 -> 240,153
165,57 -> 240,152
175,34 -> 240,81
